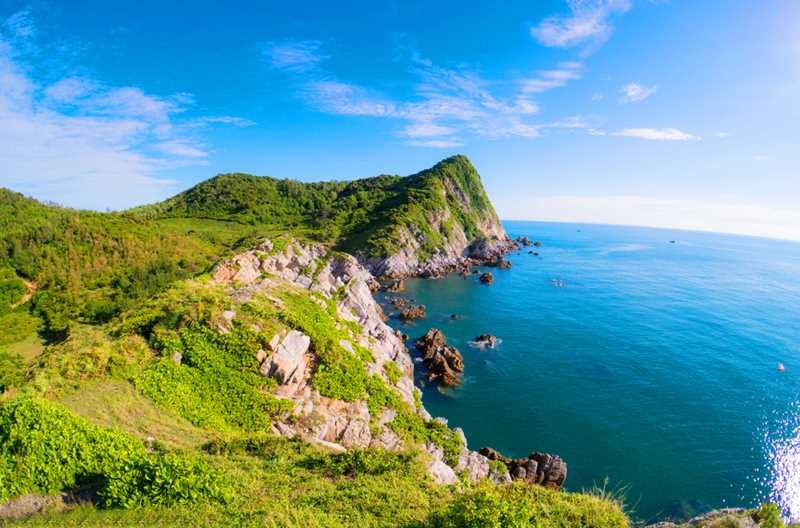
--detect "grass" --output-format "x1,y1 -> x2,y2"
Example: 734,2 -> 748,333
57,380 -> 210,449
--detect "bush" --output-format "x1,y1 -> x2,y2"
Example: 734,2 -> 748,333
0,396 -> 146,502
753,503 -> 785,528
429,481 -> 629,528
136,324 -> 292,432
100,452 -> 230,508
0,351 -> 26,393
0,396 -> 230,508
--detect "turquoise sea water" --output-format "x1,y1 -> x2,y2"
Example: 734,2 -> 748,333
378,221 -> 800,522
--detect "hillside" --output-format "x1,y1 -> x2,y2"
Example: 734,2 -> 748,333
135,155 -> 511,276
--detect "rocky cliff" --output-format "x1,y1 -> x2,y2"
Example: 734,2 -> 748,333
208,236 -> 543,485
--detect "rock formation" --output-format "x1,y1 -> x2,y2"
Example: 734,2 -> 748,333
472,334 -> 498,349
415,328 -> 464,387
399,304 -> 426,320
479,447 -> 567,489
479,272 -> 494,284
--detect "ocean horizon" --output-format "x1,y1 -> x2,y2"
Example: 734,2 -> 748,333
379,220 -> 800,522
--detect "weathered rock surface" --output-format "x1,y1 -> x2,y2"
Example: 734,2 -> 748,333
399,304 -> 426,320
478,447 -> 567,489
415,328 -> 464,387
645,508 -> 789,528
384,279 -> 405,292
260,330 -> 311,385
479,272 -> 494,284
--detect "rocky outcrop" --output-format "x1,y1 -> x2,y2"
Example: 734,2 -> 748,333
260,330 -> 311,385
479,272 -> 494,284
415,328 -> 464,387
645,507 -> 790,528
516,236 -> 533,247
399,304 -> 426,320
212,237 -> 566,489
479,447 -> 567,489
384,279 -> 405,292
472,334 -> 498,349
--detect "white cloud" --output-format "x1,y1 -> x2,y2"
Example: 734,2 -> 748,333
0,13 -> 247,210
264,40 -> 325,73
613,128 -> 700,141
531,0 -> 631,49
402,122 -> 457,138
406,139 -> 463,148
305,81 -> 398,116
619,82 -> 657,103
520,61 -> 583,94
270,41 -> 588,147
499,194 -> 800,242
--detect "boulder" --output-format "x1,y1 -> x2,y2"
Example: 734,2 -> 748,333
473,334 -> 498,349
428,459 -> 457,485
516,236 -> 533,247
533,240 -> 543,247
261,330 -> 311,385
384,279 -> 405,292
415,328 -> 464,387
479,272 -> 494,284
478,447 -> 567,489
399,304 -> 426,320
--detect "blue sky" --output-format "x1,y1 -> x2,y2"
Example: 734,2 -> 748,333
1,1 -> 798,240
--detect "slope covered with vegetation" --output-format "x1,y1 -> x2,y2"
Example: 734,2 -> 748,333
0,238 -> 630,527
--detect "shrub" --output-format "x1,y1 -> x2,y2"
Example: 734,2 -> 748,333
100,452 -> 230,508
0,396 -> 230,508
136,325 -> 292,432
753,503 -> 785,528
429,481 -> 629,528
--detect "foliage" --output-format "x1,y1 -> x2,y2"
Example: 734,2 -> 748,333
0,396 -> 229,508
383,360 -> 403,384
100,452 -> 230,508
0,267 -> 25,313
427,481 -> 629,528
136,324 -> 291,432
0,351 -> 25,393
753,504 -> 785,528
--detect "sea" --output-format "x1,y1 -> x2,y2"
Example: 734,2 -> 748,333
376,220 -> 800,523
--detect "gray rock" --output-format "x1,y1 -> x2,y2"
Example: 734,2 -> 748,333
261,330 -> 311,385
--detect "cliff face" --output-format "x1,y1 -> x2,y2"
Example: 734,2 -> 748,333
360,156 -> 515,278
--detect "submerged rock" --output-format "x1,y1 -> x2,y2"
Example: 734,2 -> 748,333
479,272 -> 494,284
415,328 -> 464,387
478,447 -> 567,489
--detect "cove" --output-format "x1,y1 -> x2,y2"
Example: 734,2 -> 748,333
378,220 -> 800,522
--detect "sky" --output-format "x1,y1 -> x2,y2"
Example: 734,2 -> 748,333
1,1 -> 799,241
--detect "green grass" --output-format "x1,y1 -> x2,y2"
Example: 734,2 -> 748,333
57,380 -> 210,449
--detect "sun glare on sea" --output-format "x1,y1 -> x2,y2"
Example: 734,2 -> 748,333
763,400 -> 800,522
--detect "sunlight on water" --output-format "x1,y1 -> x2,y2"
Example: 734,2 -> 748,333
763,401 -> 800,522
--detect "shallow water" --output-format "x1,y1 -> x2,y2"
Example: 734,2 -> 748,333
378,221 -> 800,522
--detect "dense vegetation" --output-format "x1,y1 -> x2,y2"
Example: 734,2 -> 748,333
0,156 -> 498,336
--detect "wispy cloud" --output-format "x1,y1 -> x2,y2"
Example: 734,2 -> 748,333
263,40 -> 326,73
613,128 -> 700,141
619,82 -> 657,103
519,61 -> 583,94
0,10 -> 249,210
531,0 -> 631,49
266,42 -> 594,147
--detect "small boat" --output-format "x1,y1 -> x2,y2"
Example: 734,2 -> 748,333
778,362 -> 786,372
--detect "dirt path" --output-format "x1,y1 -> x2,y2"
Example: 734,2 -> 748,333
11,278 -> 36,308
